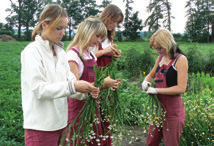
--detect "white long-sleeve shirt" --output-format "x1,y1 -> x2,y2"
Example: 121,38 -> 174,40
21,35 -> 76,131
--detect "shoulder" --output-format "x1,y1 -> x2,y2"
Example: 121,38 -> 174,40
21,41 -> 40,57
66,49 -> 82,65
67,49 -> 79,58
177,54 -> 188,63
175,54 -> 188,69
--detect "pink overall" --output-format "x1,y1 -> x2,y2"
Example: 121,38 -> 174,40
146,54 -> 185,146
67,48 -> 103,146
25,129 -> 64,146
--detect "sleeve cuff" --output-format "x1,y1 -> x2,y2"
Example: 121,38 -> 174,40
68,80 -> 76,95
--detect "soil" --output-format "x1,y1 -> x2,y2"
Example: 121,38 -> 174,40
113,125 -> 148,146
0,34 -> 16,42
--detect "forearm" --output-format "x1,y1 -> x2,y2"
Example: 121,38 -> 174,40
156,85 -> 186,95
145,74 -> 155,83
94,49 -> 107,58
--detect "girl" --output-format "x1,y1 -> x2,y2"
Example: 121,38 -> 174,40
21,4 -> 98,146
66,16 -> 121,146
142,29 -> 188,146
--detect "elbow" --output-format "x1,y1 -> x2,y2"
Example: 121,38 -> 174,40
179,87 -> 187,94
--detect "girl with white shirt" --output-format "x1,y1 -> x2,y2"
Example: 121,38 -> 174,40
65,16 -> 121,146
21,4 -> 99,146
94,4 -> 124,67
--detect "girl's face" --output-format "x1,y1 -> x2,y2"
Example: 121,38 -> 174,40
106,15 -> 122,31
42,17 -> 68,44
88,34 -> 101,48
153,42 -> 166,56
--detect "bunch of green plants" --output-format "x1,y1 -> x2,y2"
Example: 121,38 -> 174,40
140,93 -> 167,136
61,56 -> 141,145
60,66 -> 107,146
98,57 -> 140,145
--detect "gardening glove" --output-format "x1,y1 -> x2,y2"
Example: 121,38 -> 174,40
141,80 -> 151,91
146,87 -> 158,94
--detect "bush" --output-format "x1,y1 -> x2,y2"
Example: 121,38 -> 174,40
117,47 -> 155,78
118,80 -> 146,125
186,45 -> 214,75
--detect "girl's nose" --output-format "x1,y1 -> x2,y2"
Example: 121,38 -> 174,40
62,29 -> 66,36
97,37 -> 101,42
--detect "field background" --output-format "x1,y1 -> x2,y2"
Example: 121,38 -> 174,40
0,41 -> 213,145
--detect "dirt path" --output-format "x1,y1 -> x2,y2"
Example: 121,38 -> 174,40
113,125 -> 147,146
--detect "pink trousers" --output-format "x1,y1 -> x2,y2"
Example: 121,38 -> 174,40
25,128 -> 64,146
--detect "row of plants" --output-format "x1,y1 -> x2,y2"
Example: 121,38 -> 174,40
0,42 -> 24,145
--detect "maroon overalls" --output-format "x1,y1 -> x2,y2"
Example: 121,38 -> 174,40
67,48 -> 103,146
97,42 -> 112,67
146,54 -> 185,146
96,42 -> 113,146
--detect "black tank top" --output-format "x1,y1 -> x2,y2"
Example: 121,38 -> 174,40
156,56 -> 181,87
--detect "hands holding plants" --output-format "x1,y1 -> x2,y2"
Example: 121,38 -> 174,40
141,80 -> 151,91
142,80 -> 158,94
146,87 -> 158,94
104,76 -> 122,91
105,44 -> 122,59
74,80 -> 99,98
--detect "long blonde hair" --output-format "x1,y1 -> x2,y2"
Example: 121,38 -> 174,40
66,16 -> 107,59
150,29 -> 178,59
32,4 -> 67,41
99,4 -> 123,42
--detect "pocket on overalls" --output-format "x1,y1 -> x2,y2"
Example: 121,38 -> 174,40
155,68 -> 168,88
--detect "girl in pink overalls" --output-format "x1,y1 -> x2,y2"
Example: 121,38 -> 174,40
65,16 -> 121,146
141,29 -> 188,146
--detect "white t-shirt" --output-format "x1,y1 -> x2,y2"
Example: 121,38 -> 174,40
67,47 -> 97,78
101,38 -> 112,49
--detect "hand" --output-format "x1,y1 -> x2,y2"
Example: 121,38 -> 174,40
90,87 -> 100,98
114,50 -> 122,60
104,76 -> 122,91
74,80 -> 99,98
146,87 -> 158,94
141,80 -> 151,91
104,44 -> 120,56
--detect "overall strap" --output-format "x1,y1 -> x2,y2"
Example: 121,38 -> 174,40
166,53 -> 181,70
70,47 -> 84,63
173,54 -> 182,66
158,55 -> 163,64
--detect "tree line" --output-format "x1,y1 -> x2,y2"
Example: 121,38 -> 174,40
0,0 -> 213,42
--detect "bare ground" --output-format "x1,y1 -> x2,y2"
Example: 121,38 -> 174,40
113,125 -> 147,146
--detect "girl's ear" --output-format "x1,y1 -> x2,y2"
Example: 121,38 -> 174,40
41,21 -> 47,30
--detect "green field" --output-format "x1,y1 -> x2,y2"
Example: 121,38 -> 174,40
0,41 -> 213,145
